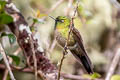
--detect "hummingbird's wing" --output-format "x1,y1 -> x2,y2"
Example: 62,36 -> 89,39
71,27 -> 93,74
72,27 -> 91,63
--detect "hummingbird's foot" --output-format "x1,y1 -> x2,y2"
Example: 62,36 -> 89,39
63,46 -> 69,55
64,46 -> 68,50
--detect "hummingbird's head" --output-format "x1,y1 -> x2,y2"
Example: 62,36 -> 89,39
54,16 -> 70,30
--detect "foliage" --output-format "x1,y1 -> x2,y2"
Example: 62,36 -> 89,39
29,10 -> 47,32
1,32 -> 16,45
0,13 -> 13,25
0,1 -> 6,13
0,0 -> 120,80
0,53 -> 3,61
9,55 -> 20,66
82,72 -> 101,79
111,75 -> 120,80
0,1 -> 13,25
7,34 -> 16,44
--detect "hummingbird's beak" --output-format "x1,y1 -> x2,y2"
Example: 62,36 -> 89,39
49,16 -> 56,20
49,16 -> 57,30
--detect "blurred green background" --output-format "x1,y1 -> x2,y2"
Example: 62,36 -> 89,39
1,0 -> 120,80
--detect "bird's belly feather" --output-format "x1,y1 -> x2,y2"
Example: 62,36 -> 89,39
55,31 -> 75,47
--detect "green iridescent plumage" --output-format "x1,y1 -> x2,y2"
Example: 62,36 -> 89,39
54,16 -> 93,74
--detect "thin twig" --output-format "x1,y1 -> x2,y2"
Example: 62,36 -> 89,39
57,1 -> 79,80
57,51 -> 66,80
2,47 -> 21,80
49,36 -> 57,53
47,0 -> 64,14
2,56 -> 13,80
0,43 -> 16,80
30,37 -> 38,80
13,47 -> 21,56
38,70 -> 47,80
0,63 -> 105,80
3,69 -> 9,80
30,20 -> 37,35
65,0 -> 73,16
30,21 -> 36,28
105,47 -> 120,80
2,46 -> 20,80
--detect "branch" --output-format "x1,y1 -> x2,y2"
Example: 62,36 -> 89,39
57,1 -> 79,80
47,0 -> 64,14
0,63 -> 104,80
65,0 -> 73,16
49,37 -> 57,53
3,69 -> 9,80
110,0 -> 120,9
2,47 -> 21,80
0,43 -> 15,80
105,47 -> 120,80
3,0 -> 57,79
57,51 -> 66,80
0,64 -> 56,80
13,47 -> 21,55
29,37 -> 38,80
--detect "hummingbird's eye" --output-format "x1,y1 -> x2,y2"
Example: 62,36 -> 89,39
61,20 -> 64,23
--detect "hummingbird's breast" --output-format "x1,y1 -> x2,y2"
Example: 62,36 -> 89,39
55,30 -> 75,47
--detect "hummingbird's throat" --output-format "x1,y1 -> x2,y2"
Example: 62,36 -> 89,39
56,26 -> 64,30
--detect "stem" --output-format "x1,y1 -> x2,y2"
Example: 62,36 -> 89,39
105,47 -> 120,80
30,37 -> 38,80
0,43 -> 16,80
57,1 -> 79,80
57,51 -> 66,80
47,0 -> 64,14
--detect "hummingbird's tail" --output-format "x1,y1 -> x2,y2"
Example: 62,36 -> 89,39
71,49 -> 93,74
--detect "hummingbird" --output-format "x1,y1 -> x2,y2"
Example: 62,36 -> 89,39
51,16 -> 93,74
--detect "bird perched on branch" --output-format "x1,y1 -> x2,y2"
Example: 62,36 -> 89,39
51,16 -> 93,74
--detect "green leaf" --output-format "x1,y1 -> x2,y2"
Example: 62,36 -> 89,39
82,72 -> 101,79
30,26 -> 35,32
9,55 -> 20,65
111,75 -> 120,80
0,13 -> 13,25
0,1 -> 6,13
33,18 -> 38,23
0,33 -> 16,44
91,72 -> 101,79
7,34 -> 16,44
33,18 -> 44,24
0,53 -> 3,61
